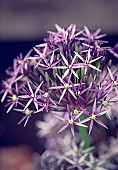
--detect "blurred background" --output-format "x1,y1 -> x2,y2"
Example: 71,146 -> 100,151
1,0 -> 118,41
0,0 -> 118,169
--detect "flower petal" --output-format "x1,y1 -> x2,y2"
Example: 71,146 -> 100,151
90,56 -> 103,63
53,115 -> 65,121
74,122 -> 87,128
62,69 -> 69,79
61,53 -> 68,66
70,124 -> 75,138
89,119 -> 94,135
57,123 -> 69,133
74,52 -> 84,62
24,98 -> 33,110
59,88 -> 67,102
89,64 -> 101,72
95,119 -> 108,129
68,89 -> 77,99
107,67 -> 114,80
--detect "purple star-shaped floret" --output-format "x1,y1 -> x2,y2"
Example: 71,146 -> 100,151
19,81 -> 43,110
107,67 -> 118,94
75,49 -> 102,74
80,26 -> 107,43
54,104 -> 87,138
54,52 -> 84,79
91,76 -> 112,98
14,107 -> 34,127
50,74 -> 80,102
5,82 -> 23,113
81,98 -> 108,134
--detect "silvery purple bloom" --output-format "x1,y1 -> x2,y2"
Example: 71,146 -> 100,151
50,73 -> 80,102
19,81 -> 43,111
75,48 -> 102,74
53,104 -> 87,138
98,93 -> 118,119
107,67 -> 118,94
108,43 -> 118,59
14,107 -> 35,127
81,98 -> 108,135
1,24 -> 118,170
1,24 -> 118,139
5,82 -> 23,113
80,26 -> 107,44
90,76 -> 112,98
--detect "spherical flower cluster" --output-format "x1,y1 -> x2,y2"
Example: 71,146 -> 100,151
1,24 -> 118,139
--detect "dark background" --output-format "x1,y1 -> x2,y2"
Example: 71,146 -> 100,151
0,0 -> 118,152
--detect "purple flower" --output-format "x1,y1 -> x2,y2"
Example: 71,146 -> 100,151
28,45 -> 52,68
80,26 -> 107,43
54,52 -> 84,79
73,86 -> 91,108
38,51 -> 61,70
14,49 -> 32,76
1,75 -> 23,102
14,107 -> 34,127
108,43 -> 118,58
50,73 -> 80,102
75,48 -> 102,74
1,24 -> 118,141
90,76 -> 112,98
75,82 -> 89,98
82,41 -> 110,58
48,24 -> 83,45
98,93 -> 118,119
54,104 -> 87,138
107,67 -> 118,94
38,88 -> 56,106
81,98 -> 108,135
5,82 -> 23,113
34,96 -> 54,114
19,81 -> 43,110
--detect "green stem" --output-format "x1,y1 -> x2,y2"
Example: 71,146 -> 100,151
78,115 -> 90,149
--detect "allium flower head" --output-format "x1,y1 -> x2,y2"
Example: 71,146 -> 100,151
1,24 -> 118,141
